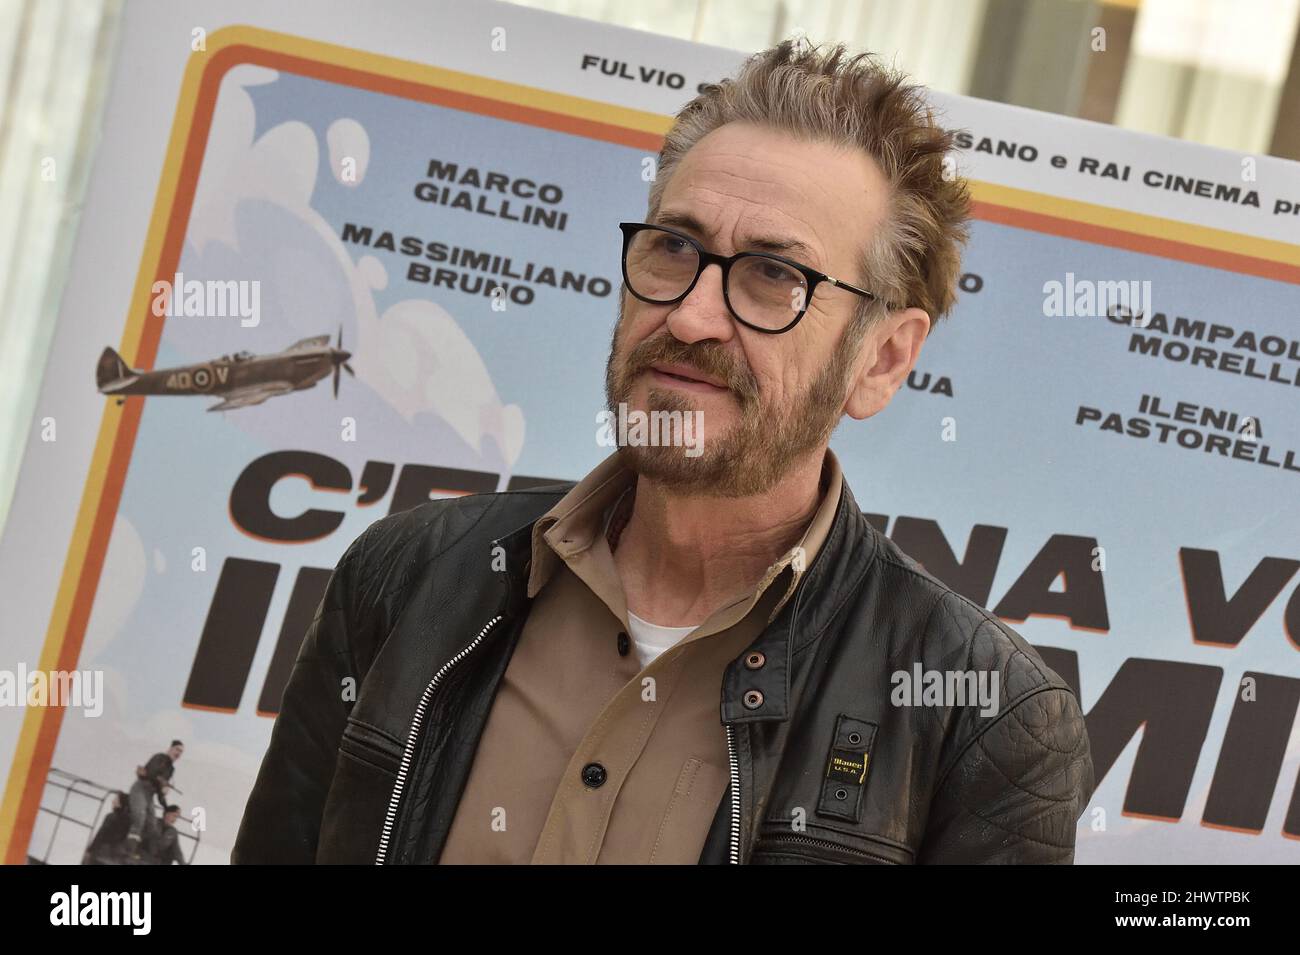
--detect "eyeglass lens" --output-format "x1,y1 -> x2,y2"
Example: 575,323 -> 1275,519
625,227 -> 808,330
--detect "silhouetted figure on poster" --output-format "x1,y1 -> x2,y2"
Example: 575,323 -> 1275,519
142,804 -> 187,865
81,790 -> 129,864
124,739 -> 183,860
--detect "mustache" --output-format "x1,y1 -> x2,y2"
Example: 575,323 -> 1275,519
622,334 -> 759,403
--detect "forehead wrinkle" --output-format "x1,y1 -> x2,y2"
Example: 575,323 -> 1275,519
677,132 -> 877,210
663,148 -> 875,279
660,181 -> 831,270
673,162 -> 821,225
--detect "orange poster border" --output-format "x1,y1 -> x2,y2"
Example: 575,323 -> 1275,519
3,26 -> 1298,863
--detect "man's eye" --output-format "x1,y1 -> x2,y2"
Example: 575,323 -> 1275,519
755,260 -> 797,284
658,236 -> 692,255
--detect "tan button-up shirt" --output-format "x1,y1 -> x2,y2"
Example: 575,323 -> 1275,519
438,449 -> 844,864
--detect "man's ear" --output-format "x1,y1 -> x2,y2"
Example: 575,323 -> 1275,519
843,306 -> 931,420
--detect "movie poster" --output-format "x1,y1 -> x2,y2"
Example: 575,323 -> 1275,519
1,1 -> 1296,864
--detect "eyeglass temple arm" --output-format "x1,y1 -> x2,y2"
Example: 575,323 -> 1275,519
824,275 -> 879,302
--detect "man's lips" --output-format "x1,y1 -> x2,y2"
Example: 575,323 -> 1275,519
646,363 -> 728,391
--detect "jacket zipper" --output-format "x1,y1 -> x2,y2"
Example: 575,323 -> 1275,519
759,833 -> 903,864
375,614 -> 504,865
725,722 -> 741,864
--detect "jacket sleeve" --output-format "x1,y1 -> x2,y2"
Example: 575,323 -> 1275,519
917,684 -> 1095,864
231,525 -> 374,864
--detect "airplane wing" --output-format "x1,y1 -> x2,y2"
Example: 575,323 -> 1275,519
285,335 -> 331,352
206,382 -> 296,412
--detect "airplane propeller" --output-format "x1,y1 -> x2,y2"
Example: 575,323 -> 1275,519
332,325 -> 355,398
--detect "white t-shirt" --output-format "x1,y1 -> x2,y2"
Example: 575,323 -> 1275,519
626,611 -> 698,669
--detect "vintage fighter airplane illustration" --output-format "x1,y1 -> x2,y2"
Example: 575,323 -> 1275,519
95,330 -> 354,411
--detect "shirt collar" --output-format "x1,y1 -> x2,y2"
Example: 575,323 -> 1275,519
527,452 -> 634,600
526,448 -> 845,631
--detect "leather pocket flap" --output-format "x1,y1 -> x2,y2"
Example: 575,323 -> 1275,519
338,717 -> 402,773
817,715 -> 878,823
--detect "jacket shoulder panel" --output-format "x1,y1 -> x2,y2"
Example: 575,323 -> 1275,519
917,679 -> 1095,863
349,486 -> 571,612
866,527 -> 1071,701
337,487 -> 571,673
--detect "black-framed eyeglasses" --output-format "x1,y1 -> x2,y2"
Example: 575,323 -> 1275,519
618,221 -> 887,334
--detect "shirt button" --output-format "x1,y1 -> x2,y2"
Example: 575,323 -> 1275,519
744,650 -> 766,669
581,762 -> 607,788
743,689 -> 765,709
616,631 -> 630,656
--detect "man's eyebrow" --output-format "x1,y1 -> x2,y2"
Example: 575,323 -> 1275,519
653,210 -> 819,266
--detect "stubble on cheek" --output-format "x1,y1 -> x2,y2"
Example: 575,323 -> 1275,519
601,303 -> 849,497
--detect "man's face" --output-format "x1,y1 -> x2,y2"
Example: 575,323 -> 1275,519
168,744 -> 183,761
164,811 -> 180,826
605,121 -> 895,496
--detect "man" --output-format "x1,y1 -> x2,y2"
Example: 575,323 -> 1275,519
142,805 -> 188,866
82,791 -> 129,865
124,739 -> 182,858
235,39 -> 1094,865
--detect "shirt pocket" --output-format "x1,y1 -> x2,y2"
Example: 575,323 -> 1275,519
648,756 -> 730,864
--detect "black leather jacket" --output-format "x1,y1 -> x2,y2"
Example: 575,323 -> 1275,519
233,477 -> 1095,864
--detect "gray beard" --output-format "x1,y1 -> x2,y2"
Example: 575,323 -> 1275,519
602,303 -> 854,497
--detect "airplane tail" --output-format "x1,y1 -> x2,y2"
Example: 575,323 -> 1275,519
96,346 -> 135,390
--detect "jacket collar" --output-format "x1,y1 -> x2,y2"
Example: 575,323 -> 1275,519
720,476 -> 878,724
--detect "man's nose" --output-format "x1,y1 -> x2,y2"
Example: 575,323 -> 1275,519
665,263 -> 735,345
